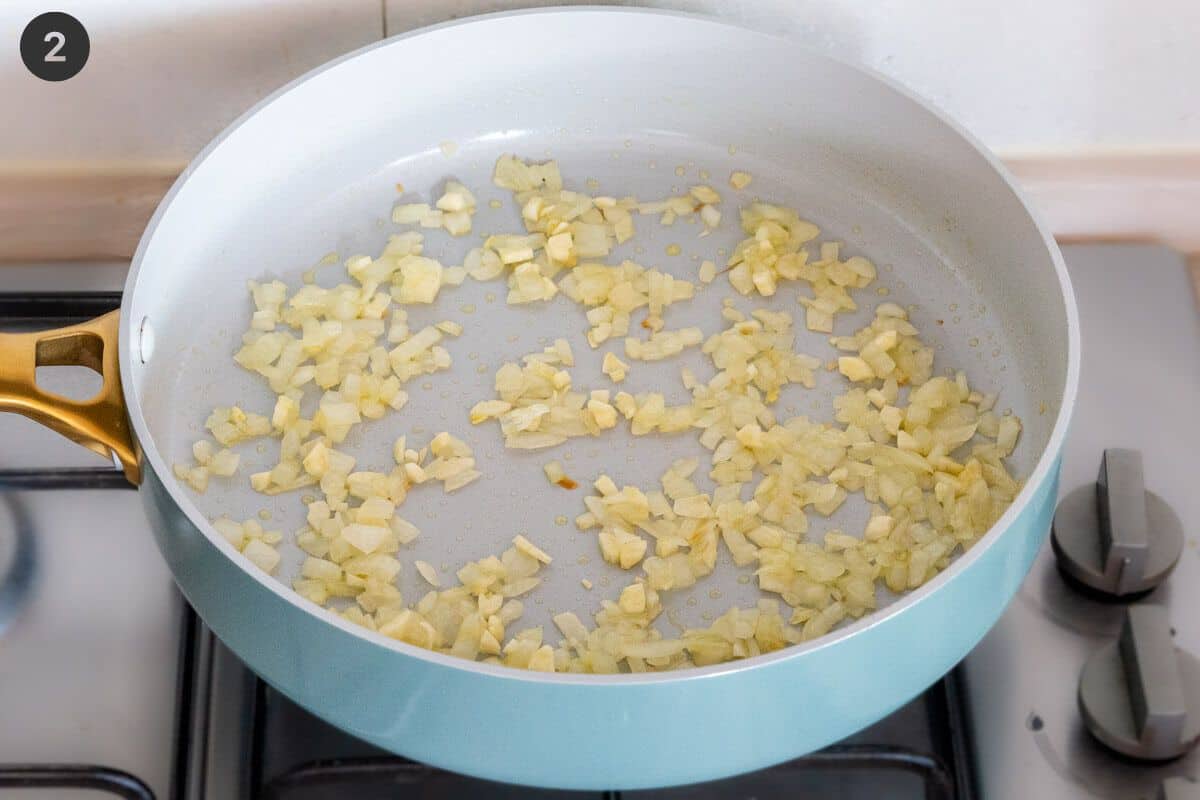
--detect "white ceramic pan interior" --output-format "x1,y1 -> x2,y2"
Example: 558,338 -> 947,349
123,10 -> 1073,648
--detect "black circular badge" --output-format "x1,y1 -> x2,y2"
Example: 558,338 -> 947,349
21,12 -> 89,82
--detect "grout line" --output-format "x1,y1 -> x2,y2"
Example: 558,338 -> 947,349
381,0 -> 388,38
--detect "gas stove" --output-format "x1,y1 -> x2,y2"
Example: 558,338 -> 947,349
0,244 -> 1196,799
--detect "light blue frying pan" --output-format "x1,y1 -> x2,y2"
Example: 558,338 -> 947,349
0,8 -> 1077,790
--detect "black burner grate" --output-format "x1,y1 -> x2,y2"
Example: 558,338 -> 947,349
0,765 -> 156,799
0,291 -> 123,330
253,745 -> 956,800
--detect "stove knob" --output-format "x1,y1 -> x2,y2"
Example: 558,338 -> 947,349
1079,604 -> 1200,761
1160,778 -> 1200,800
1052,448 -> 1183,598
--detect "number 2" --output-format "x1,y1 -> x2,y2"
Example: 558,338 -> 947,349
44,31 -> 65,62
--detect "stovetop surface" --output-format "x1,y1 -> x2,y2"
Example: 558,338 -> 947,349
961,244 -> 1200,799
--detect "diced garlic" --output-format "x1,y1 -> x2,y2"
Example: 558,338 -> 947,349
395,256 -> 445,304
392,203 -> 431,224
415,560 -> 441,587
242,539 -> 281,574
513,534 -> 553,565
601,352 -> 629,383
838,356 -> 875,383
208,449 -> 240,477
618,582 -> 647,614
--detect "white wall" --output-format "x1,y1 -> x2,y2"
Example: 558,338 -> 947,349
0,0 -> 381,165
2,0 -> 1198,165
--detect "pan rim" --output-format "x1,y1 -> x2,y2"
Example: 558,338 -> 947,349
120,5 -> 1080,686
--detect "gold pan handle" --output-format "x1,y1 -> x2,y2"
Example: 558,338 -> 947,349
0,310 -> 140,484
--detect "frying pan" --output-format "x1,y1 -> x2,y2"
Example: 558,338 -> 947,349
0,8 -> 1078,789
